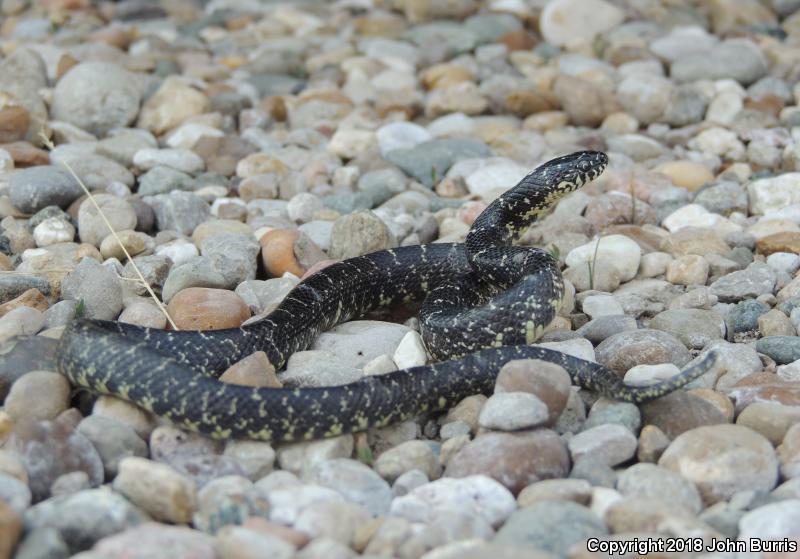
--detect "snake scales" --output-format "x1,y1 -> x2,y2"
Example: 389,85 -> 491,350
56,151 -> 718,442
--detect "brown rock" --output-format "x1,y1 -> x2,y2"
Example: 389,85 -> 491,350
660,424 -> 778,505
738,402 -> 800,447
444,430 -> 570,495
0,498 -> 21,559
242,516 -> 311,549
0,253 -> 12,271
220,351 -> 281,388
756,231 -> 800,256
504,90 -> 559,117
0,141 -> 49,167
0,98 -> 29,144
494,359 -> 571,425
443,394 -> 487,434
584,193 -> 657,230
552,75 -> 620,127
778,422 -> 800,479
166,287 -> 250,330
708,0 -> 776,34
728,372 -> 800,411
652,160 -> 714,192
641,390 -> 730,439
661,227 -> 731,256
0,288 -> 48,318
259,228 -> 304,278
605,497 -> 700,534
55,54 -> 79,82
637,424 -> 670,463
497,29 -> 537,51
5,371 -> 71,422
420,64 -> 475,90
517,478 -> 591,507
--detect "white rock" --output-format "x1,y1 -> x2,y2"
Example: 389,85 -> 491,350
764,203 -> 800,224
363,354 -> 398,376
376,122 -> 432,156
767,252 -> 800,275
287,193 -> 323,223
662,203 -> 742,235
427,113 -> 476,137
154,239 -> 199,267
133,148 -> 205,174
689,127 -> 745,160
478,392 -> 549,431
112,457 -> 196,523
276,435 -> 354,475
738,499 -> 800,539
0,307 -> 43,342
540,0 -> 624,47
393,331 -> 427,369
567,424 -> 638,467
0,148 -> 13,172
464,162 -> 529,199
390,475 -> 516,528
267,484 -> 345,525
582,294 -> 624,318
624,363 -> 681,387
649,26 -> 718,62
326,129 -> 375,160
223,440 -> 276,481
589,486 -> 624,519
165,123 -> 224,149
312,320 -> 412,369
33,217 -> 75,247
706,90 -> 744,126
364,38 -> 420,70
536,338 -> 596,362
639,252 -> 672,278
748,173 -> 800,215
565,235 -> 642,283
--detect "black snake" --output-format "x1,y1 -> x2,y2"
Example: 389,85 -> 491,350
56,151 -> 718,441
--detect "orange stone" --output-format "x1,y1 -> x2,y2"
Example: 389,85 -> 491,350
496,29 -> 537,51
0,142 -> 49,166
0,288 -> 49,318
259,229 -> 304,278
756,231 -> 800,255
220,351 -> 281,388
300,258 -> 338,280
0,104 -> 29,144
166,287 -> 250,330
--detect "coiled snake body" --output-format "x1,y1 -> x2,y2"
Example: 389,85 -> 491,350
57,151 -> 717,441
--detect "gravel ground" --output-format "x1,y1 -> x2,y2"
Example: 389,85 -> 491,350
1,0 -> 800,557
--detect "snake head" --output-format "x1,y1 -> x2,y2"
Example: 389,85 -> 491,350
551,150 -> 609,189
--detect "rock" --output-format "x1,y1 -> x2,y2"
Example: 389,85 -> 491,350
478,392 -> 550,431
51,62 -> 142,137
4,371 -> 70,421
494,359 -> 571,425
77,194 -> 137,247
517,478 -> 592,507
11,526 -> 69,559
665,255 -> 709,286
112,457 -> 197,524
77,415 -> 148,479
275,435 -> 354,475
199,233 -> 260,288
138,166 -> 194,196
374,441 -> 441,483
24,489 -> 147,553
617,74 -> 674,125
328,211 -> 394,259
659,424 -> 778,505
91,523 -> 215,559
709,263 -> 776,302
161,256 -> 228,303
756,336 -> 800,365
568,424 -> 637,467
539,0 -> 623,47
300,458 -> 392,517
565,235 -> 641,283
390,475 -> 516,528
654,160 -> 714,191
385,138 -> 490,188
376,122 -> 432,157
60,258 -> 123,320
648,308 -> 726,349
729,299 -> 770,332
758,309 -> 796,337
748,173 -> 800,215
737,402 -> 800,446
0,306 -> 42,341
144,191 -> 210,236
494,501 -> 607,553
552,75 -> 619,127
9,166 -> 83,214
445,430 -> 569,495
617,463 -> 702,514
133,148 -> 205,174
595,329 -> 691,374
217,526 -> 296,559
671,39 -> 768,85
738,499 -> 800,540
138,77 -> 210,135
166,287 -> 250,330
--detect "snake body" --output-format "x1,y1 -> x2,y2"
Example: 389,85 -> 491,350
57,151 -> 718,441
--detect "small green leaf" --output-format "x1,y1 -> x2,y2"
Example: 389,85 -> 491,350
74,299 -> 86,319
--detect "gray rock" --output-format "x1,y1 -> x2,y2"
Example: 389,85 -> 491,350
52,151 -> 134,192
739,499 -> 800,540
756,336 -> 800,365
301,458 -> 392,517
9,166 -> 83,214
200,233 -> 260,288
402,22 -> 479,64
0,48 -> 48,144
464,12 -> 522,43
595,329 -> 691,373
96,129 -> 158,167
576,315 -> 637,344
77,416 -> 148,479
43,300 -> 79,329
373,441 -> 441,483
710,263 -> 777,302
161,256 -> 229,302
694,181 -> 749,216
143,191 -> 210,235
24,489 -> 147,553
12,526 -> 70,559
329,211 -> 395,260
358,168 -> 407,194
60,258 -> 123,320
235,277 -> 298,314
567,424 -> 638,467
728,299 -> 770,332
121,254 -> 172,296
494,501 -> 608,553
137,165 -> 194,196
385,138 -> 490,188
671,39 -> 768,85
583,401 -> 641,433
0,274 -> 50,304
77,194 -> 137,247
648,308 -> 726,349
617,462 -> 703,514
478,392 -> 550,431
51,62 -> 142,136
661,84 -> 708,127
570,455 -> 617,488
